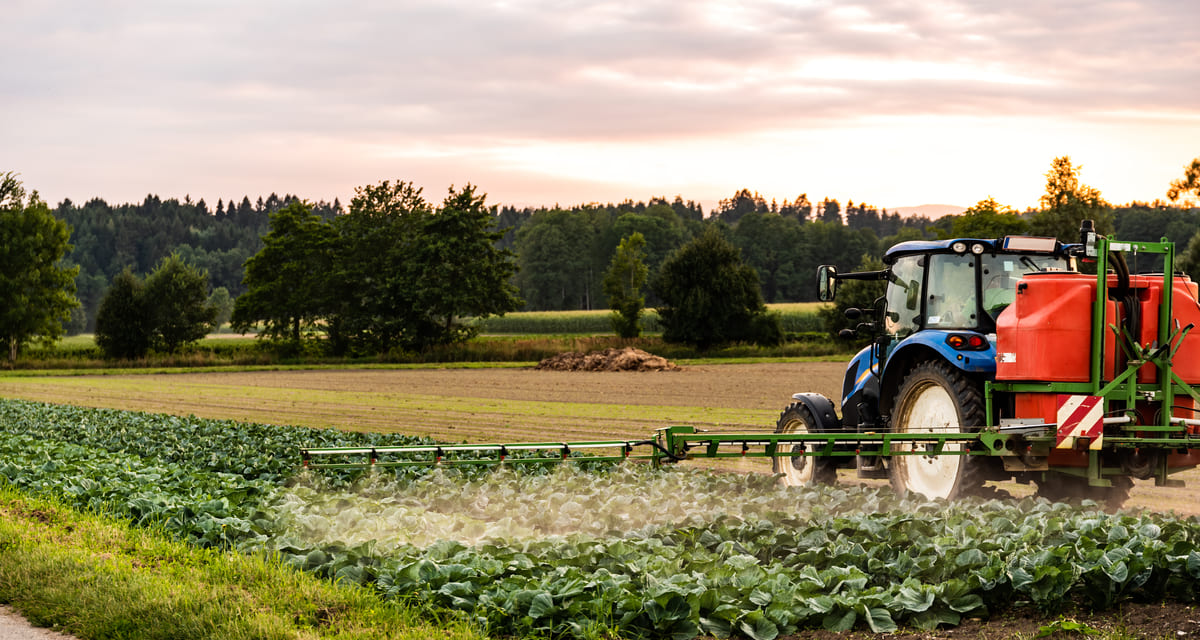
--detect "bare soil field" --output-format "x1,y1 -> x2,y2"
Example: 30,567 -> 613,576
0,363 -> 844,444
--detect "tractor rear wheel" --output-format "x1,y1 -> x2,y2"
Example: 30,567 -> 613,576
772,402 -> 838,486
889,360 -> 987,500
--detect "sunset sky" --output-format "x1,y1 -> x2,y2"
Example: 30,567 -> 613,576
3,0 -> 1198,215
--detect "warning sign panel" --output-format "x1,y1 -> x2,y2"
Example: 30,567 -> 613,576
1056,394 -> 1104,449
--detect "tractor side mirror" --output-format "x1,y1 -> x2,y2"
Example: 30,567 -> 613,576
817,265 -> 838,302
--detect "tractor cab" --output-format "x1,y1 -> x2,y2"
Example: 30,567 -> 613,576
878,237 -> 1070,337
819,236 -> 1070,336
818,237 -> 1070,406
869,238 -> 1071,417
816,235 -> 1070,374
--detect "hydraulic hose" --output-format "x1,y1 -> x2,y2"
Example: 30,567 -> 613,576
634,439 -> 687,463
1110,251 -> 1141,356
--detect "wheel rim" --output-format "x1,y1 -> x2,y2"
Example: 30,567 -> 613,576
896,380 -> 964,499
776,416 -> 814,486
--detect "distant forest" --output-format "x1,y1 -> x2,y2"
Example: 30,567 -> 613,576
51,188 -> 1200,333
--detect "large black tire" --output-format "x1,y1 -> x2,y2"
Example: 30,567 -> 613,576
889,360 -> 989,500
1035,473 -> 1132,512
772,402 -> 839,486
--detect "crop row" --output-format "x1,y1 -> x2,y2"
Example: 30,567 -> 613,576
4,399 -> 1200,639
271,470 -> 1200,638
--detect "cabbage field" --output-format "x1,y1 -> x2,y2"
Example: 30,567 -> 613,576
4,398 -> 1200,639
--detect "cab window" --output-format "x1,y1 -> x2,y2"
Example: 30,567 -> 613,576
926,254 -> 977,329
885,255 -> 923,337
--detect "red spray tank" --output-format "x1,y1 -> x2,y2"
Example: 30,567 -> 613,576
995,270 -> 1200,468
996,272 -> 1200,384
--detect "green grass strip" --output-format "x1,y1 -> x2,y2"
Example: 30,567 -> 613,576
0,485 -> 487,640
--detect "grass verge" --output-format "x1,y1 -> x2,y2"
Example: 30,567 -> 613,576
0,484 -> 487,640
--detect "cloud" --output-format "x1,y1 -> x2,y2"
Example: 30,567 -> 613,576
1,0 -> 1197,208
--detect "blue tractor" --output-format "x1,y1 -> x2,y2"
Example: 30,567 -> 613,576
773,235 -> 1074,499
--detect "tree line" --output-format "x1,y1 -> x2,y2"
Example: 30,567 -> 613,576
50,186 -> 937,331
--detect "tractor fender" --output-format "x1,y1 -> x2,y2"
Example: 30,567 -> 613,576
878,331 -> 995,415
788,392 -> 842,432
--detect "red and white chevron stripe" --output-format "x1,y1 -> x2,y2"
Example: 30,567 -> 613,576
1056,394 -> 1104,449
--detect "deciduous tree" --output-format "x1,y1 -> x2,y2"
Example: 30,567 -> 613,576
405,184 -> 522,348
232,201 -> 333,343
653,227 -> 781,348
94,268 -> 152,359
0,172 -> 79,362
603,232 -> 649,338
319,181 -> 524,354
1168,157 -> 1200,205
604,204 -> 690,282
1030,156 -> 1112,241
144,253 -> 218,353
330,180 -> 432,354
96,256 -> 217,358
943,197 -> 1029,239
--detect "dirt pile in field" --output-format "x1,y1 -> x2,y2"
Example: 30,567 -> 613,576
535,347 -> 680,372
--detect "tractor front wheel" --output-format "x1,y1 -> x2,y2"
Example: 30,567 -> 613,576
889,360 -> 987,500
772,402 -> 839,486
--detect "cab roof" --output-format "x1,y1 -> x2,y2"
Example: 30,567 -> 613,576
882,236 -> 1071,265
